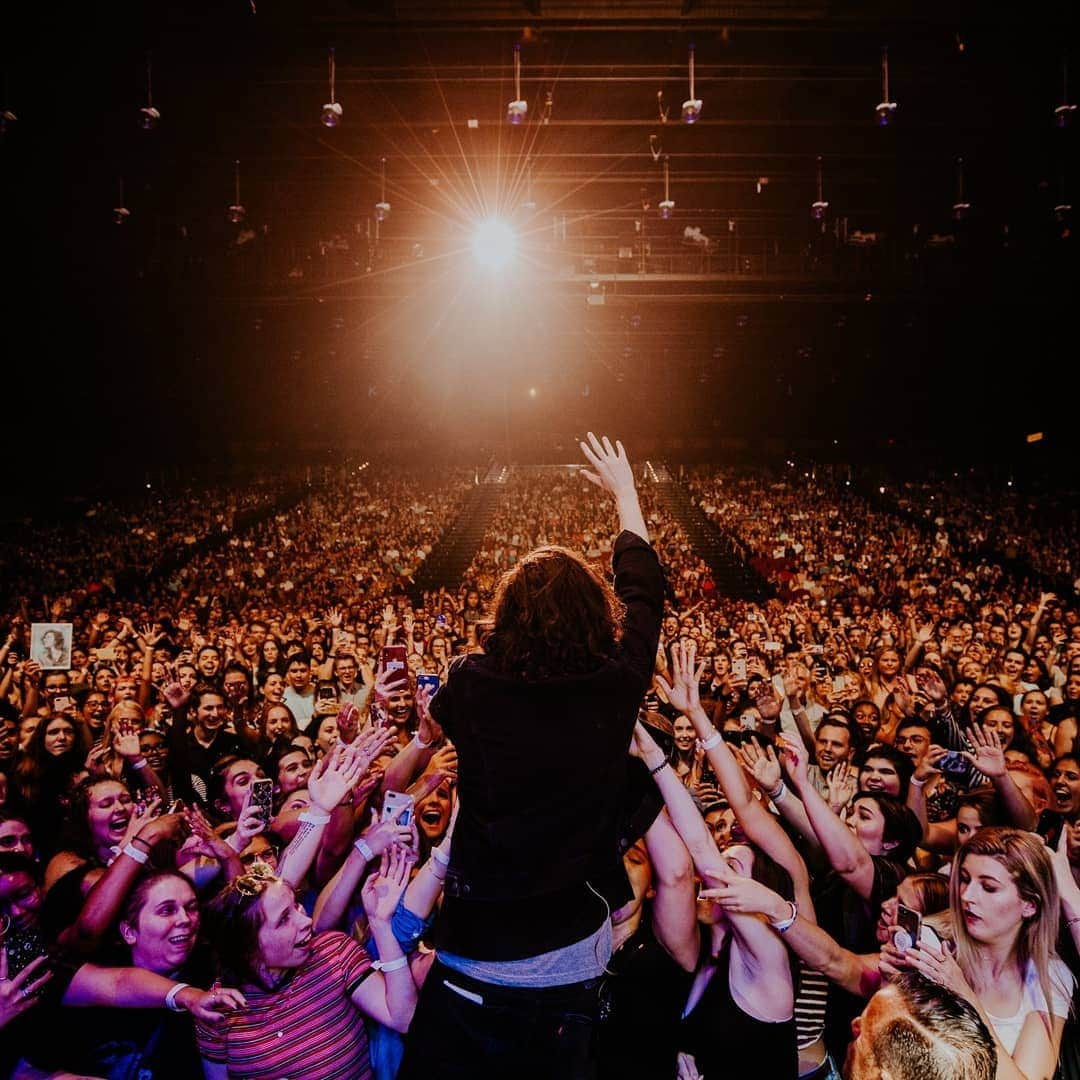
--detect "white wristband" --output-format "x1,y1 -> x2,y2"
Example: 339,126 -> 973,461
165,983 -> 190,1012
122,842 -> 150,865
372,956 -> 408,973
412,732 -> 432,750
431,847 -> 451,867
225,830 -> 247,853
354,838 -> 375,862
767,781 -> 788,803
698,730 -> 723,751
769,900 -> 799,934
298,810 -> 332,825
909,775 -> 928,788
131,758 -> 149,770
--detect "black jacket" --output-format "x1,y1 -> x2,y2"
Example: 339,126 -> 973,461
431,531 -> 664,961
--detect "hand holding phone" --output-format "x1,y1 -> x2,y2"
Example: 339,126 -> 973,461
249,778 -> 274,825
416,673 -> 440,698
382,789 -> 415,826
381,645 -> 408,677
892,903 -> 922,951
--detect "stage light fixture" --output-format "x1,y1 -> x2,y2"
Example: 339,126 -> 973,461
113,178 -> 129,224
138,53 -> 160,131
227,159 -> 246,224
375,157 -> 390,222
811,155 -> 829,221
1056,57 -> 1076,127
321,48 -> 342,127
875,47 -> 897,126
682,44 -> 703,123
952,157 -> 970,221
471,219 -> 517,269
520,157 -> 537,211
507,44 -> 527,124
1,108 -> 16,135
659,156 -> 674,219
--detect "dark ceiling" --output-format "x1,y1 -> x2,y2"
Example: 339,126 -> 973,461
2,2 -> 1078,473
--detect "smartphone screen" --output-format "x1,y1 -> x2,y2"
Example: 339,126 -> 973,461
317,684 -> 337,703
831,675 -> 846,693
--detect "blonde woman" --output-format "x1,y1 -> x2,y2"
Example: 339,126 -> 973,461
882,827 -> 1073,1079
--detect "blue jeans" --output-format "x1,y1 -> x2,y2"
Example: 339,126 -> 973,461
398,960 -> 603,1080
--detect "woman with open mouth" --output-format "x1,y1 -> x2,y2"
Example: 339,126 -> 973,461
13,869 -> 246,1079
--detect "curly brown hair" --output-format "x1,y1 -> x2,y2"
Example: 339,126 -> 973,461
484,546 -> 624,681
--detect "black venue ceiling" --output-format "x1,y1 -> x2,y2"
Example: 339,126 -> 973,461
2,2 -> 1078,469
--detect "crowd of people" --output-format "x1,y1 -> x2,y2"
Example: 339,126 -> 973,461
0,452 -> 1079,1078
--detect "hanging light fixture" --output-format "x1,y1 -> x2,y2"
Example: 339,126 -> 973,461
138,52 -> 160,131
682,44 -> 703,123
811,155 -> 829,220
952,156 -> 970,221
1054,173 -> 1071,230
0,108 -> 15,135
227,159 -> 246,224
1056,55 -> 1076,128
113,178 -> 130,225
375,157 -> 390,222
659,155 -> 675,219
521,156 -> 537,211
875,46 -> 897,126
507,44 -> 527,124
321,47 -> 342,127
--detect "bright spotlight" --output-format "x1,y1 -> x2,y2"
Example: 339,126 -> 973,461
471,219 -> 516,269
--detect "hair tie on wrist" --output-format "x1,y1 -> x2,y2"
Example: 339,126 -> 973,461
649,759 -> 670,777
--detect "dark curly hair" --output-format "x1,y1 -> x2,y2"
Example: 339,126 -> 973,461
483,546 -> 624,681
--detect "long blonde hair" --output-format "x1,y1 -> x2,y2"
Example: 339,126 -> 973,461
950,827 -> 1066,1033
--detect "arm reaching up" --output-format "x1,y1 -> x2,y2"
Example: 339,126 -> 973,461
580,433 -> 649,543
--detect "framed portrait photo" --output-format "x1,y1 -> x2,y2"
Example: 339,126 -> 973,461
31,622 -> 73,670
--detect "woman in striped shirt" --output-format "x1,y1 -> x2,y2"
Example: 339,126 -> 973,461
198,745 -> 418,1079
